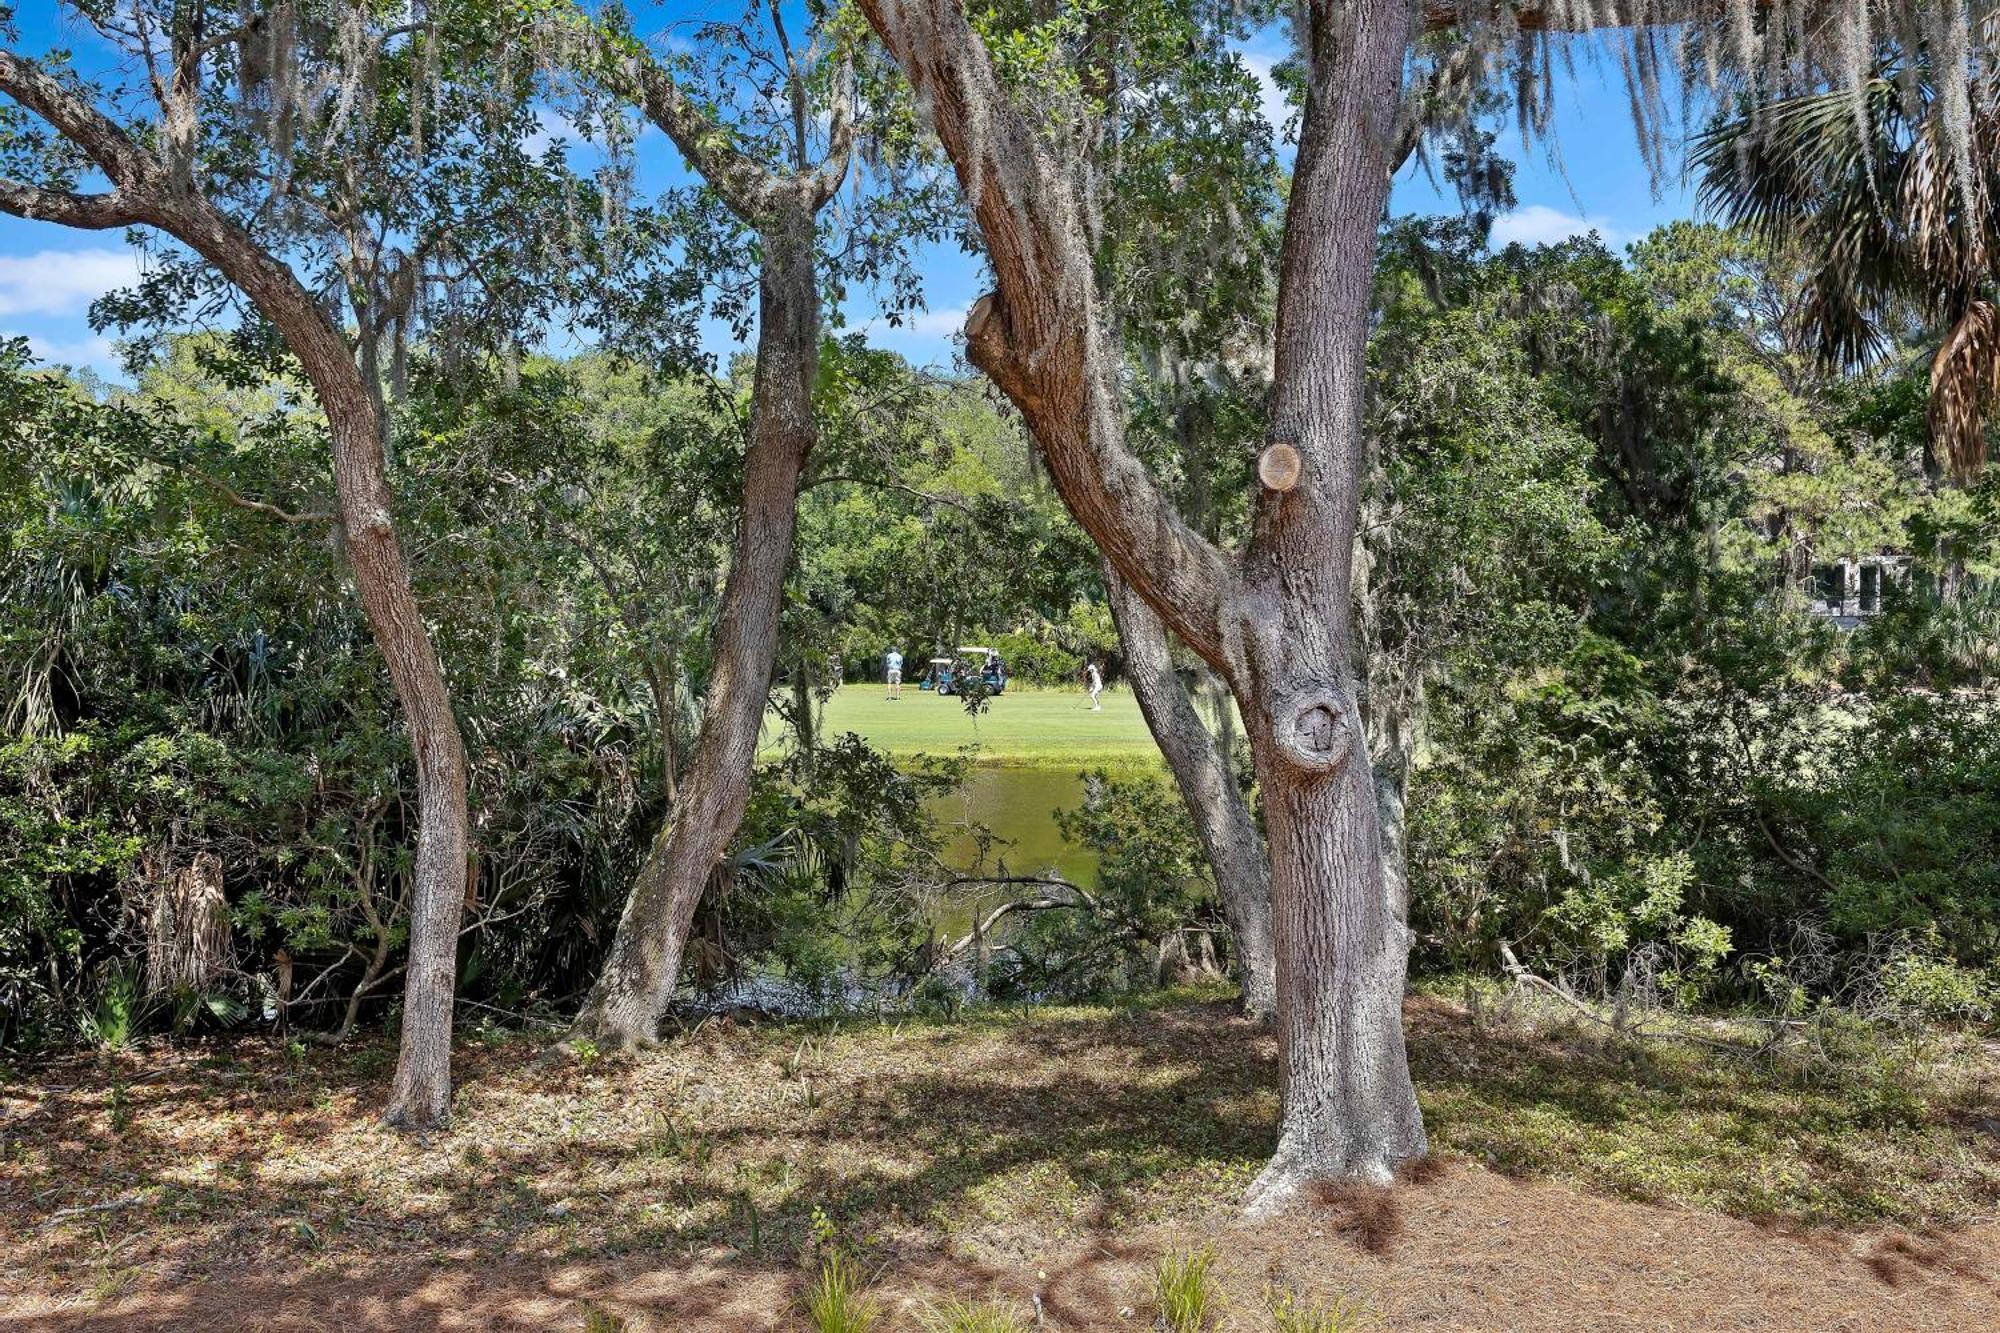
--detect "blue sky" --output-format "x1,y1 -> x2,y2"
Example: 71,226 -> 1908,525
0,6 -> 1697,383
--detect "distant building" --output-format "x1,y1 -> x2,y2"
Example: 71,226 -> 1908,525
1807,555 -> 1911,629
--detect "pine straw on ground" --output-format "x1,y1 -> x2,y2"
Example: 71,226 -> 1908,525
2,990 -> 1997,1330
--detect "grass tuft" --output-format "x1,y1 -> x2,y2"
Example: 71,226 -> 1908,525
1268,1285 -> 1372,1332
1153,1246 -> 1219,1331
919,1295 -> 1033,1332
804,1252 -> 880,1333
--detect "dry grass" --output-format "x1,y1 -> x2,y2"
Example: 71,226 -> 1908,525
1,990 -> 1997,1330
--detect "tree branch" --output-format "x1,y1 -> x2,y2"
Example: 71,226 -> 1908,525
205,476 -> 335,525
803,472 -> 979,516
813,57 -> 858,208
856,0 -> 1239,675
0,49 -> 159,189
606,33 -> 777,220
0,178 -> 145,228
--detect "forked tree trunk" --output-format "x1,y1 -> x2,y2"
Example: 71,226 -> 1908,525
1105,565 -> 1275,1017
572,207 -> 820,1048
171,202 -> 471,1129
1235,2 -> 1426,1208
859,0 -> 1426,1213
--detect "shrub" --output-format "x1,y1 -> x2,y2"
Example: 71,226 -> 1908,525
1875,941 -> 1995,1024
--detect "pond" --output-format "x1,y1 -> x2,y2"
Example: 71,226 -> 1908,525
931,767 -> 1098,883
925,766 -> 1099,939
691,766 -> 1120,1015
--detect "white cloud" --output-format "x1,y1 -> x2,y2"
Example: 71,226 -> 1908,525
0,247 -> 143,318
854,304 -> 968,343
1240,50 -> 1291,142
21,332 -> 119,373
1489,204 -> 1627,250
904,305 -> 968,337
521,108 -> 567,156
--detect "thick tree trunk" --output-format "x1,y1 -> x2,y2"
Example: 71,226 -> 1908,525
572,208 -> 819,1048
170,201 -> 470,1129
1104,564 -> 1275,1017
860,0 -> 1425,1211
1237,0 -> 1425,1211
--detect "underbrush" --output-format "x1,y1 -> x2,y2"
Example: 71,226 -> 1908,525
1414,973 -> 2000,1225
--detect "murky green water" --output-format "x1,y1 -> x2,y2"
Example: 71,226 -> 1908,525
926,767 -> 1099,937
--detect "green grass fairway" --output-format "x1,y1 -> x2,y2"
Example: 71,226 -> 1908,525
796,683 -> 1164,767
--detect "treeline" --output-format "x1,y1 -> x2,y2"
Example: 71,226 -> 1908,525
7,220 -> 1996,1057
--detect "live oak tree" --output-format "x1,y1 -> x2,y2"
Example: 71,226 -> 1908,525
855,0 -> 2000,1209
556,2 -> 860,1048
1085,1 -> 1287,1018
0,1 -> 580,1126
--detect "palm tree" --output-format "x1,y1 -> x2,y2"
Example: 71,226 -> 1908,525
1694,58 -> 2000,482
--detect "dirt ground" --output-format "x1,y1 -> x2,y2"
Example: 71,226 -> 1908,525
3,994 -> 1997,1330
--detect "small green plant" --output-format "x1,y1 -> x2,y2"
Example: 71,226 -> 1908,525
1268,1285 -> 1371,1333
106,1079 -> 132,1136
1152,1247 -> 1218,1332
641,1113 -> 711,1166
804,1252 -> 879,1333
581,1306 -> 627,1333
571,1038 -> 602,1066
347,1044 -> 393,1080
809,1203 -> 838,1249
919,1296 -> 1032,1332
86,965 -> 142,1050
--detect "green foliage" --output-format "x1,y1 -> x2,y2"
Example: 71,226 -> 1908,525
1055,772 -> 1214,945
713,733 -> 967,1007
1267,1287 -> 1371,1333
803,1253 -> 880,1333
86,966 -> 142,1051
581,1308 -> 627,1333
1878,943 -> 1996,1024
985,629 -> 1082,687
1151,1246 -> 1219,1332
918,1297 -> 1032,1333
1772,696 -> 2000,967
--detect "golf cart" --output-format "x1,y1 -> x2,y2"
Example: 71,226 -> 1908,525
920,657 -> 955,692
935,646 -> 1006,697
956,644 -> 1008,696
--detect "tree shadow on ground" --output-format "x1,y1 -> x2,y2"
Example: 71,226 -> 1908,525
2,993 -> 1996,1328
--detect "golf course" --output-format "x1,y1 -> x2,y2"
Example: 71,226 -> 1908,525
806,682 -> 1166,768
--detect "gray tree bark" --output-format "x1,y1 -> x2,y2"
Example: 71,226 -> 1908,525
564,29 -> 854,1047
859,0 -> 1427,1212
0,49 -> 471,1129
1104,564 -> 1275,1018
572,207 -> 821,1046
167,201 -> 470,1130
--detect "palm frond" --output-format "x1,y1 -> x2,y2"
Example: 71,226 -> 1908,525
1929,300 -> 2000,480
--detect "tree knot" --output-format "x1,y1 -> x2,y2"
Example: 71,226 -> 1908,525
964,291 -> 1016,377
1272,681 -> 1357,777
